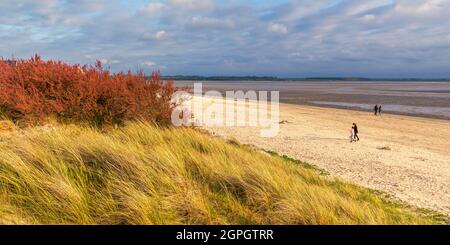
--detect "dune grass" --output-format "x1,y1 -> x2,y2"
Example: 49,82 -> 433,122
0,121 -> 440,224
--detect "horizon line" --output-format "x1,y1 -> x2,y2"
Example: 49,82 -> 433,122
161,75 -> 450,81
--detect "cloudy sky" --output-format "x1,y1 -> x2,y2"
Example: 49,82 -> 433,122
1,0 -> 450,78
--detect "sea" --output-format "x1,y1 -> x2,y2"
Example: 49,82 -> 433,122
173,80 -> 450,120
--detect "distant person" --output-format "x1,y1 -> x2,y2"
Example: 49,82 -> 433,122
374,104 -> 378,116
350,126 -> 355,142
378,105 -> 382,115
350,124 -> 357,142
353,123 -> 359,141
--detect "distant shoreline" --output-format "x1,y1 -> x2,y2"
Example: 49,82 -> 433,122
163,75 -> 450,82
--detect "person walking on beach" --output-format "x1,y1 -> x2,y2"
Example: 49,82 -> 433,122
350,124 -> 357,142
353,123 -> 359,141
378,105 -> 382,115
374,104 -> 378,116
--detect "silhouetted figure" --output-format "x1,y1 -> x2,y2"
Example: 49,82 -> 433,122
353,123 -> 359,141
374,104 -> 378,116
378,105 -> 382,115
350,126 -> 356,142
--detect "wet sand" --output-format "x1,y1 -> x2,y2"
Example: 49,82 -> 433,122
174,80 -> 450,120
191,96 -> 450,215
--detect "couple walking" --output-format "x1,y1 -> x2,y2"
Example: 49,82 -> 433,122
350,123 -> 359,142
374,104 -> 382,115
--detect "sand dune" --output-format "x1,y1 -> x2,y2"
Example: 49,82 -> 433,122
192,96 -> 450,215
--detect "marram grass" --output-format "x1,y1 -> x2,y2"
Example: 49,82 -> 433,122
0,121 -> 439,224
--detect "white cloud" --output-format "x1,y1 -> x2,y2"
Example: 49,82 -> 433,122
268,23 -> 288,34
278,0 -> 330,22
394,0 -> 446,15
288,52 -> 302,58
154,30 -> 167,40
63,17 -> 83,25
139,2 -> 166,16
142,61 -> 156,67
345,0 -> 392,16
361,14 -> 376,21
169,0 -> 213,10
191,16 -> 235,29
143,30 -> 168,41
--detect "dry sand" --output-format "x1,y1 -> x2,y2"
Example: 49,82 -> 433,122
190,96 -> 450,215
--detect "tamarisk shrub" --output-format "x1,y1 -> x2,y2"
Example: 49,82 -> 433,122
0,55 -> 177,127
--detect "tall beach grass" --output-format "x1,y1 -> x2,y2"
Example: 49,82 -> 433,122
0,121 -> 439,224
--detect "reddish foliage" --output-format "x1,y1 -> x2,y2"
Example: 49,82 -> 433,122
0,55 -> 177,127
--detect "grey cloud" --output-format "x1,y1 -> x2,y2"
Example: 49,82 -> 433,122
1,0 -> 450,78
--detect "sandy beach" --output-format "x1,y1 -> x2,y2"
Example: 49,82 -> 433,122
191,96 -> 450,215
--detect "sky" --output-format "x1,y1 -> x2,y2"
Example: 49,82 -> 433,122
1,0 -> 450,78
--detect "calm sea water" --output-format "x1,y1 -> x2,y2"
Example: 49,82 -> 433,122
173,80 -> 450,120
